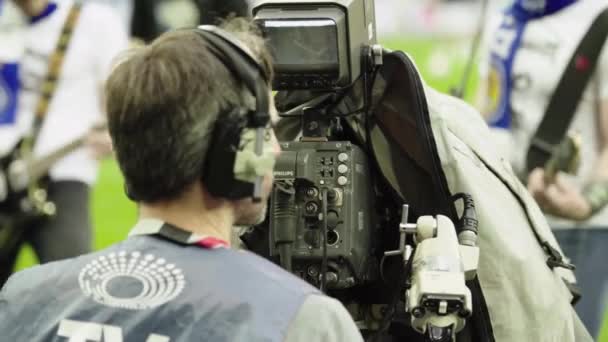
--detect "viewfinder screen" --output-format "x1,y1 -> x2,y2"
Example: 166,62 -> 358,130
262,19 -> 339,72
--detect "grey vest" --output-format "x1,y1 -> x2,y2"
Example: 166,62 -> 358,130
0,222 -> 319,342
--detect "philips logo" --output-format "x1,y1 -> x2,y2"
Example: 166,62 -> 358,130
274,171 -> 295,177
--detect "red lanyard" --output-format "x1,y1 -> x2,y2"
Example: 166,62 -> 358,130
196,236 -> 230,249
129,219 -> 230,249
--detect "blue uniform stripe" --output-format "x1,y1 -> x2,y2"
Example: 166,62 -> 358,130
0,63 -> 19,125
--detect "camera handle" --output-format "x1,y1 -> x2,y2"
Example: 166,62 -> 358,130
383,205 -> 480,342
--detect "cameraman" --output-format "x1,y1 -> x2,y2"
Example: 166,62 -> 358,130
0,21 -> 363,342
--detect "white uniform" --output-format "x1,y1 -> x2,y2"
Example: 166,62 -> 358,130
483,0 -> 608,229
84,0 -> 133,32
0,0 -> 129,186
480,1 -> 608,337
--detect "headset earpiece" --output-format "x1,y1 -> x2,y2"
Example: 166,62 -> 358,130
196,25 -> 272,201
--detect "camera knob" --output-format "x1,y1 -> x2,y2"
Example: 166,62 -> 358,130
305,202 -> 319,214
306,187 -> 319,198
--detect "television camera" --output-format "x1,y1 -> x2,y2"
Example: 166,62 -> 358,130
249,1 -> 480,341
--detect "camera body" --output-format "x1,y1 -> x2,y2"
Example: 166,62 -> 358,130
247,1 -> 479,339
269,141 -> 377,289
252,0 -> 377,90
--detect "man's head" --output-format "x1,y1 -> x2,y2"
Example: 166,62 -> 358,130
105,19 -> 279,226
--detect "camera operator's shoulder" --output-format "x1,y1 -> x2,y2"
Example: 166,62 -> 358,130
0,258 -> 76,321
1,259 -> 71,298
284,294 -> 363,342
0,240 -> 131,300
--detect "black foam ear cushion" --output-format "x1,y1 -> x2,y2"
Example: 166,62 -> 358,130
203,113 -> 254,199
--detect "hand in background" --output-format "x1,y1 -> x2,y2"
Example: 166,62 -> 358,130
85,126 -> 113,160
527,167 -> 592,221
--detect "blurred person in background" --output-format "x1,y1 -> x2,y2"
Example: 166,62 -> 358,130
0,21 -> 363,342
0,0 -> 128,286
131,0 -> 248,42
85,0 -> 133,32
478,0 -> 608,337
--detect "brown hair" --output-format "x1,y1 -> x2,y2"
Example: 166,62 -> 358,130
105,20 -> 272,202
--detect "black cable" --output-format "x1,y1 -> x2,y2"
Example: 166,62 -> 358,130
320,188 -> 329,292
277,68 -> 378,119
370,246 -> 414,342
330,66 -> 381,118
278,93 -> 334,118
273,181 -> 297,271
451,193 -> 478,236
379,254 -> 388,284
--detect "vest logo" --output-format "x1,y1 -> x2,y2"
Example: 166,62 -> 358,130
78,251 -> 186,310
58,319 -> 170,342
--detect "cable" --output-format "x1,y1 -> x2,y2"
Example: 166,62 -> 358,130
278,93 -> 334,117
371,245 -> 414,342
273,181 -> 297,271
451,193 -> 478,236
379,254 -> 388,284
320,188 -> 329,292
277,67 -> 379,119
329,66 -> 381,118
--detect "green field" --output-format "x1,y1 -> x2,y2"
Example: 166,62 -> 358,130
13,37 -> 607,341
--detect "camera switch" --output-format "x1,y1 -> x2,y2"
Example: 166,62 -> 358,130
327,210 -> 339,229
306,187 -> 319,198
305,202 -> 319,214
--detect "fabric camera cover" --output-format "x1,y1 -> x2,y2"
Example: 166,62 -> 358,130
362,51 -> 591,341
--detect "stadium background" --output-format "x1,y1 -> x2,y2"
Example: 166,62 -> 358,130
11,0 -> 608,339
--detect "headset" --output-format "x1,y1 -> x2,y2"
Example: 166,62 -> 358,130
124,25 -> 274,202
196,25 -> 274,202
